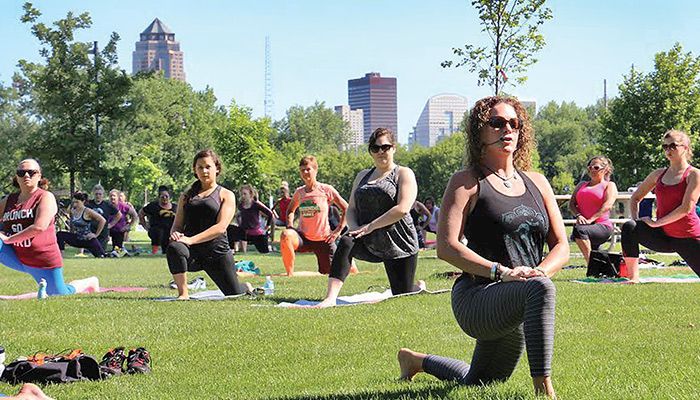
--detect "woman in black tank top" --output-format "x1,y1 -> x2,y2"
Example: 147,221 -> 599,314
166,149 -> 252,299
397,97 -> 569,398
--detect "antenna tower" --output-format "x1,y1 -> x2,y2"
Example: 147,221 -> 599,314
264,36 -> 274,118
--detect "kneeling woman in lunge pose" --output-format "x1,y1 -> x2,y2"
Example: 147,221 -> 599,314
622,130 -> 700,282
397,96 -> 569,398
0,159 -> 98,296
315,128 -> 423,308
167,149 -> 252,299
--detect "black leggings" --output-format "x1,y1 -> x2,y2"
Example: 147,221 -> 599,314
621,219 -> 700,277
148,226 -> 171,252
56,232 -> 105,257
571,223 -> 613,249
166,241 -> 246,295
110,229 -> 125,250
330,234 -> 418,295
227,226 -> 270,254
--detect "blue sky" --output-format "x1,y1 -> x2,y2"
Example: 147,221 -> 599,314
2,0 -> 700,143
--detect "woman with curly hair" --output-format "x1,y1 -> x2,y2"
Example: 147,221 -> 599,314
397,96 -> 568,398
568,156 -> 618,263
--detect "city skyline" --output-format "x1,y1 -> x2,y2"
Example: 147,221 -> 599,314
2,1 -> 700,144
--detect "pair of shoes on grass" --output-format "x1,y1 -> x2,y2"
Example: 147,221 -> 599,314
168,277 -> 206,290
99,347 -> 151,378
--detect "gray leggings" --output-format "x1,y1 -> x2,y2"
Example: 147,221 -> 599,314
423,276 -> 556,384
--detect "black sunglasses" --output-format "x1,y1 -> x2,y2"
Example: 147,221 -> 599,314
662,142 -> 683,151
16,169 -> 39,178
369,144 -> 393,153
487,116 -> 522,130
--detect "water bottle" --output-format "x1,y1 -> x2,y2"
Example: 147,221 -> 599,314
263,276 -> 275,296
37,279 -> 48,300
0,346 -> 5,378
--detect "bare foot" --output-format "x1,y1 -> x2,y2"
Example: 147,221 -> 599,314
16,383 -> 55,400
349,262 -> 359,274
244,282 -> 254,294
176,295 -> 190,300
416,280 -> 426,291
397,348 -> 425,381
314,298 -> 337,308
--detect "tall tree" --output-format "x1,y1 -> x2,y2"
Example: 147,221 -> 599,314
273,101 -> 350,153
0,81 -> 37,192
600,43 -> 700,188
442,0 -> 552,95
216,101 -> 277,197
14,2 -> 131,193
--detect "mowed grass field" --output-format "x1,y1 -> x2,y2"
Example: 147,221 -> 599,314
0,232 -> 699,399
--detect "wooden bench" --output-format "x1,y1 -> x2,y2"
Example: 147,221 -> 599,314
563,218 -> 629,251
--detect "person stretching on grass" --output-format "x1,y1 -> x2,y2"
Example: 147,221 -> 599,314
315,128 -> 424,308
280,155 -> 348,276
0,159 -> 99,296
167,149 -> 252,300
139,185 -> 177,254
56,192 -> 107,257
397,96 -> 569,399
622,130 -> 700,282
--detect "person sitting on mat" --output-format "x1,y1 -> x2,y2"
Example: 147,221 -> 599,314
167,149 -> 252,300
568,156 -> 618,264
622,130 -> 700,282
0,159 -> 99,296
280,155 -> 348,276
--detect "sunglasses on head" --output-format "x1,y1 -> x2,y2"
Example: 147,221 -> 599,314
662,142 -> 684,151
588,164 -> 606,171
369,143 -> 393,153
487,116 -> 522,130
16,169 -> 39,178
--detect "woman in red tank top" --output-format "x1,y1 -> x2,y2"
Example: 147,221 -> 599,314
0,159 -> 99,296
622,130 -> 700,282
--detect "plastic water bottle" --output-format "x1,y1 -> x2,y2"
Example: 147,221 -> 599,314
37,279 -> 48,300
263,276 -> 275,296
0,346 -> 5,378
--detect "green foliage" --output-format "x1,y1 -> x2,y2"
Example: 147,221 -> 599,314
0,81 -> 37,192
100,74 -> 226,202
273,101 -> 350,153
216,101 -> 277,197
534,101 -> 602,193
399,134 -> 466,201
600,43 -> 700,188
443,0 -> 553,95
15,2 -> 131,193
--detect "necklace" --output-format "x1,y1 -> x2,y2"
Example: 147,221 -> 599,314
482,164 -> 518,188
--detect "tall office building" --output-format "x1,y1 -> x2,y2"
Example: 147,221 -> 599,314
348,72 -> 397,142
132,18 -> 186,81
334,105 -> 364,149
411,94 -> 469,148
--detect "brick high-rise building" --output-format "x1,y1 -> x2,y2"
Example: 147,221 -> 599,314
348,72 -> 397,142
132,18 -> 186,81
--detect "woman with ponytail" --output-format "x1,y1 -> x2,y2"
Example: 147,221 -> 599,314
167,149 -> 252,299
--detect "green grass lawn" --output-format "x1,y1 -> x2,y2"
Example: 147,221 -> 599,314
0,232 -> 698,399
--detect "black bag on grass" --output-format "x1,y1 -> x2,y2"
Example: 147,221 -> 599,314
1,354 -> 101,384
586,250 -> 623,277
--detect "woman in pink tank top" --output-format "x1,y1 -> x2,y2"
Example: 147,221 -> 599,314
569,156 -> 618,264
622,130 -> 700,282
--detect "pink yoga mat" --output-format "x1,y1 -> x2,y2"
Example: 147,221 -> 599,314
0,286 -> 147,300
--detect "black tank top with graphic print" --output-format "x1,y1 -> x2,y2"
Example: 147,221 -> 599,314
183,185 -> 230,257
463,171 -> 549,270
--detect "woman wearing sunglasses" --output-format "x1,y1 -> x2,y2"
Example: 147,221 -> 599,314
397,96 -> 568,398
568,156 -> 618,263
0,159 -> 99,296
315,127 -> 423,308
622,130 -> 700,282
